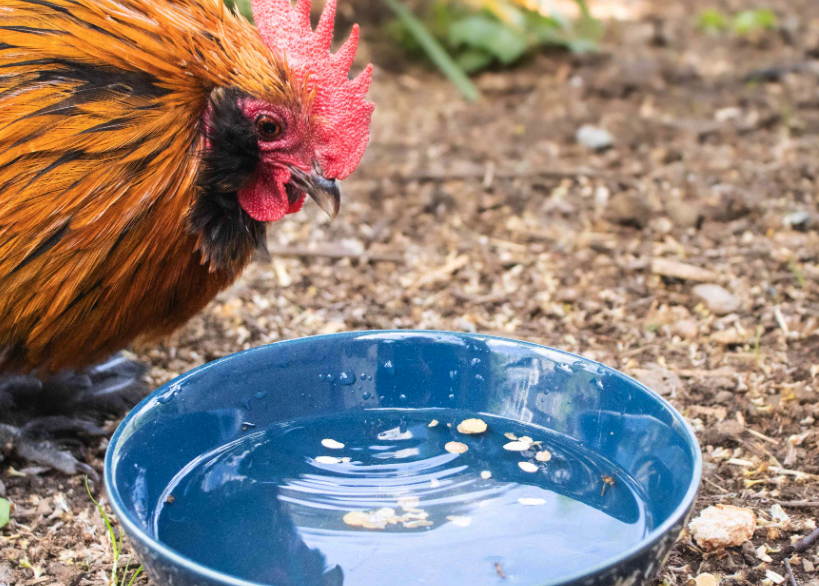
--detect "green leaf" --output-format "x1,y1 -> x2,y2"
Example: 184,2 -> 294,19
456,49 -> 494,73
733,9 -> 777,35
449,16 -> 529,64
0,498 -> 9,529
698,8 -> 728,32
225,0 -> 254,23
381,0 -> 480,101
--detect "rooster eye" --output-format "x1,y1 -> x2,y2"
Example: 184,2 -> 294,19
255,116 -> 282,141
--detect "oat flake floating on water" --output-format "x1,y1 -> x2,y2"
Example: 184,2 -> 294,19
321,438 -> 345,449
428,419 -> 439,428
445,441 -> 469,454
536,449 -> 552,462
503,441 -> 530,452
446,515 -> 472,527
518,462 -> 538,473
518,497 -> 546,506
314,456 -> 342,464
457,418 -> 487,435
480,470 -> 492,479
504,432 -> 518,440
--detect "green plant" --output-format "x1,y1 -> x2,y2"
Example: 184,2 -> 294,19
732,8 -> 776,36
85,478 -> 144,586
386,0 -> 601,97
0,497 -> 9,529
697,8 -> 728,32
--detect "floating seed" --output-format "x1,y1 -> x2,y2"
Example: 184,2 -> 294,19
445,441 -> 469,454
518,462 -> 538,473
315,456 -> 342,464
518,497 -> 546,506
321,438 -> 345,449
536,450 -> 552,462
457,418 -> 487,435
446,515 -> 472,527
503,441 -> 530,452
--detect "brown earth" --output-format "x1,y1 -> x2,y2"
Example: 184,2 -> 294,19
2,0 -> 818,584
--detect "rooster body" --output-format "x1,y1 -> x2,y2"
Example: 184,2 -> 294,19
0,0 -> 373,373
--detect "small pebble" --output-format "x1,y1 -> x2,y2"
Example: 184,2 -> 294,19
518,497 -> 546,506
518,462 -> 538,473
576,124 -> 614,151
692,284 -> 741,316
535,450 -> 552,462
457,418 -> 487,435
480,470 -> 492,480
445,441 -> 469,454
321,438 -> 345,449
315,456 -> 342,464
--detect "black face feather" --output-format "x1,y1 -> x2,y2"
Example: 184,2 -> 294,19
186,87 -> 267,271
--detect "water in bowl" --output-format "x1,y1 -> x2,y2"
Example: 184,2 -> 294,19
155,410 -> 652,586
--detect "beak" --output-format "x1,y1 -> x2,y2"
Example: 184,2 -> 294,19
288,166 -> 341,220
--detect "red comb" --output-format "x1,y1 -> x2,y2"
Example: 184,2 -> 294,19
251,0 -> 374,180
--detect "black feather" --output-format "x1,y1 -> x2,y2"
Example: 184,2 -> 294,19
187,87 -> 266,270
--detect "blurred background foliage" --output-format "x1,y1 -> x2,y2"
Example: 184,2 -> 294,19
224,0 -> 601,101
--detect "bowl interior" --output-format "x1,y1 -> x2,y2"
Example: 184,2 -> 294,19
107,331 -> 700,586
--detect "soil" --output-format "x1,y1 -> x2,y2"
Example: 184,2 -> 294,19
1,0 -> 818,584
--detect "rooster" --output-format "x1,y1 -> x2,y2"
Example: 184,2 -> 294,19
0,0 -> 373,474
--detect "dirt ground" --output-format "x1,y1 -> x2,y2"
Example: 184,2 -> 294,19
2,0 -> 819,584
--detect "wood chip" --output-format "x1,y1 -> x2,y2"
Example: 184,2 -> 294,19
651,258 -> 719,282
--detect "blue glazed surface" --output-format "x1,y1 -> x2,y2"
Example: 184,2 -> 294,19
105,331 -> 702,586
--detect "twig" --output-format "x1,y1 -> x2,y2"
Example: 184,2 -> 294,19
784,558 -> 798,586
267,246 -> 404,264
702,476 -> 731,495
784,527 -> 819,555
746,428 -> 780,445
772,500 -> 819,508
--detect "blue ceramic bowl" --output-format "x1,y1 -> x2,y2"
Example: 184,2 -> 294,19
105,331 -> 701,586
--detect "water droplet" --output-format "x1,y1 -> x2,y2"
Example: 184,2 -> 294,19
357,385 -> 363,391
361,373 -> 367,379
241,397 -> 252,410
318,374 -> 326,381
338,371 -> 356,386
362,392 -> 371,400
255,390 -> 268,400
399,394 -> 407,402
367,375 -> 373,381
384,360 -> 395,375
326,374 -> 335,382
378,395 -> 385,401
157,393 -> 174,405
595,379 -> 604,390
470,358 -> 481,366
449,370 -> 458,379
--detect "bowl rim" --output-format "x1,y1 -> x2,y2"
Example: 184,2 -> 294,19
104,330 -> 702,586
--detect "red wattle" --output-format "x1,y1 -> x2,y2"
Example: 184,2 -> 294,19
237,167 -> 304,222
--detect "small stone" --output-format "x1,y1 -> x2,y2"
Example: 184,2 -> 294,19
709,328 -> 746,345
803,559 -> 814,573
503,441 -> 531,452
694,573 -> 719,586
605,192 -> 652,229
631,363 -> 684,398
321,439 -> 345,450
783,210 -> 811,230
692,284 -> 741,315
315,456 -> 342,464
518,462 -> 538,473
688,505 -> 756,550
480,470 -> 492,480
518,497 -> 546,506
445,441 -> 468,454
535,450 -> 552,462
652,258 -> 719,282
576,124 -> 614,151
714,390 -> 734,404
457,418 -> 487,435
672,319 -> 699,339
